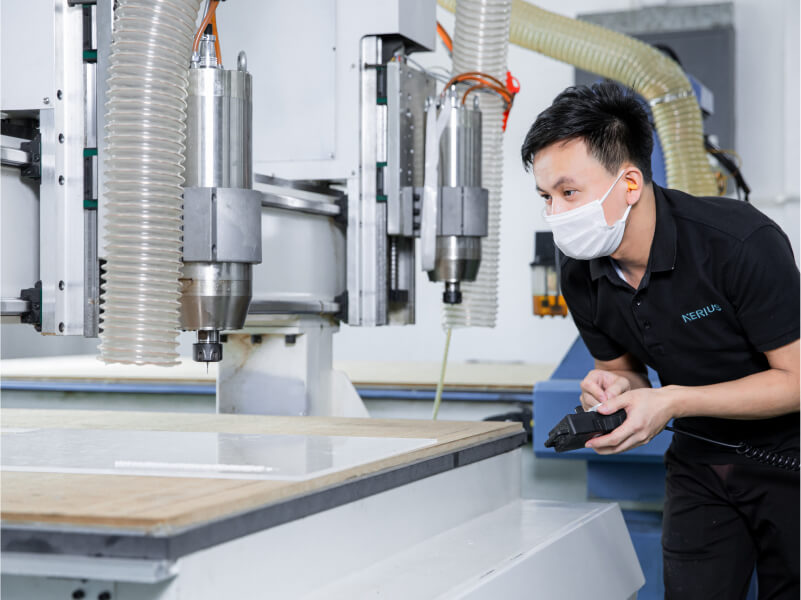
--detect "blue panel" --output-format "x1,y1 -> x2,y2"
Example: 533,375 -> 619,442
550,337 -> 595,380
589,462 -> 666,502
0,380 -> 216,395
356,388 -> 533,403
622,510 -> 664,600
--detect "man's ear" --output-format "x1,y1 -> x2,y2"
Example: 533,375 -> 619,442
624,169 -> 644,205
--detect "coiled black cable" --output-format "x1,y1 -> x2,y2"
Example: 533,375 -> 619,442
735,444 -> 800,471
666,425 -> 799,471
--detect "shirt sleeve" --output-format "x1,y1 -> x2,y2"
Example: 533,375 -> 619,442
726,224 -> 800,352
560,258 -> 626,361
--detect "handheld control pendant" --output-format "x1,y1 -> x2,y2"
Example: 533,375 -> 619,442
544,405 -> 626,452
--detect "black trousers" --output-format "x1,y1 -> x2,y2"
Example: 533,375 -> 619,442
662,449 -> 800,599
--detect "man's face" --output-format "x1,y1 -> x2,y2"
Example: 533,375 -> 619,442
532,138 -> 628,226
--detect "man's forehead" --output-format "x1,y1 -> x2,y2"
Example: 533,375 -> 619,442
532,139 -> 600,187
533,138 -> 590,170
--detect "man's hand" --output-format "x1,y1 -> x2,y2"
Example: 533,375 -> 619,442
585,387 -> 675,454
579,369 -> 631,411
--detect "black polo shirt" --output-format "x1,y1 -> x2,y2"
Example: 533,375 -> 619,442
560,184 -> 800,463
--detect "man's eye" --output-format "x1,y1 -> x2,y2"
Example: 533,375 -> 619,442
540,195 -> 551,202
564,189 -> 577,197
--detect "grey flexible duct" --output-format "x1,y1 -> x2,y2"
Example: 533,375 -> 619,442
439,0 -> 718,196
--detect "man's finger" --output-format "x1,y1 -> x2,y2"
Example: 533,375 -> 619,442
587,421 -> 634,450
580,392 -> 601,410
604,377 -> 630,400
597,393 -> 627,415
593,435 -> 644,455
580,379 -> 606,403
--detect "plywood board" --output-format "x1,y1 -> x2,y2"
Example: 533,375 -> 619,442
1,409 -> 522,534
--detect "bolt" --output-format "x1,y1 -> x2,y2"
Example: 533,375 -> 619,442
98,592 -> 111,600
57,89 -> 63,100
58,322 -> 65,332
43,97 -> 50,104
72,590 -> 85,600
59,133 -> 65,143
58,175 -> 65,185
250,334 -> 262,345
58,280 -> 65,290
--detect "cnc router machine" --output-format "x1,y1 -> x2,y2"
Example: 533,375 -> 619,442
0,1 -> 644,597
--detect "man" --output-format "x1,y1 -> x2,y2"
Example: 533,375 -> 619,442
521,81 -> 799,599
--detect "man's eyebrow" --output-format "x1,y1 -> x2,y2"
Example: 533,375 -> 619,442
536,176 -> 577,193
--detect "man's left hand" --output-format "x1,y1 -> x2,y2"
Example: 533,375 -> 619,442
585,388 -> 674,454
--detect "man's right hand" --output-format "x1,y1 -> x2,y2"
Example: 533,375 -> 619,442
579,369 -> 632,411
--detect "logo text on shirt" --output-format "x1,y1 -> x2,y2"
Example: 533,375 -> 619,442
681,304 -> 722,324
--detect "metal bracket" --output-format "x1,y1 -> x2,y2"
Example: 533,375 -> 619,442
333,290 -> 348,322
20,281 -> 43,332
20,132 -> 41,181
333,194 -> 348,231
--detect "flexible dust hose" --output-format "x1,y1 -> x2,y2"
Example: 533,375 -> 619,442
99,0 -> 202,365
438,0 -> 718,196
443,0 -> 512,330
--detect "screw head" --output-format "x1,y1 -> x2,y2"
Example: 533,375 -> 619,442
43,97 -> 50,104
58,322 -> 65,332
58,175 -> 65,185
58,280 -> 65,290
57,89 -> 63,100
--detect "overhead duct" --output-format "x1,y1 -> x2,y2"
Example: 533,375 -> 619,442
439,0 -> 718,197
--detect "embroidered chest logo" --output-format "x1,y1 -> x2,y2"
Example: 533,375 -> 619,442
681,304 -> 722,324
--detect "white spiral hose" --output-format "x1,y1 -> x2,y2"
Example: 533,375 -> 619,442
443,0 -> 512,329
99,0 -> 202,365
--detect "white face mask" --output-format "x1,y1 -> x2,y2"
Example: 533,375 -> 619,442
543,170 -> 630,260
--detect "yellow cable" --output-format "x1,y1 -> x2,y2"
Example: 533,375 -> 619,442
432,327 -> 453,420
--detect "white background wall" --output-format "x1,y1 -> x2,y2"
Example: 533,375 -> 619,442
333,0 -> 801,366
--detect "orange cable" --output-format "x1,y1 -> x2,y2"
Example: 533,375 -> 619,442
441,73 -> 512,103
462,83 -> 510,109
455,71 -> 506,89
436,22 -> 453,53
193,0 -> 220,54
210,12 -> 221,62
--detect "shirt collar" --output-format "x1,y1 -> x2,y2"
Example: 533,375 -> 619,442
589,184 -> 677,282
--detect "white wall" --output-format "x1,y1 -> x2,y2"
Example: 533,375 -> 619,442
333,0 -> 801,365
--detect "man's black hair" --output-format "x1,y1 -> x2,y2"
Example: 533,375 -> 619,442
521,81 -> 654,183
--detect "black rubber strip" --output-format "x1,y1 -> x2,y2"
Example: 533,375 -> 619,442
2,431 -> 526,561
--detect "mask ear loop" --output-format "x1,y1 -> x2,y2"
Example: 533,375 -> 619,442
598,170 -> 627,206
